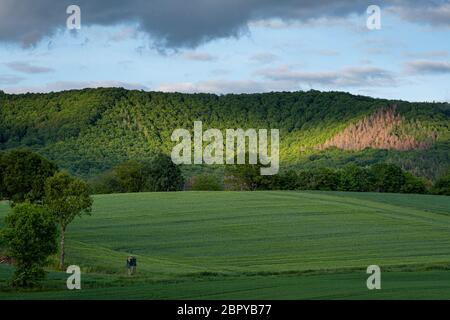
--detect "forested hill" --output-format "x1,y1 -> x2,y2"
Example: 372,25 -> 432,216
0,88 -> 449,181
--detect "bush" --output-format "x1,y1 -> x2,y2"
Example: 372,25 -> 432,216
190,174 -> 223,191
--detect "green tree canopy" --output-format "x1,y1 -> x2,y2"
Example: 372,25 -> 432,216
0,203 -> 58,287
224,158 -> 274,191
90,154 -> 184,193
0,149 -> 58,203
143,154 -> 185,192
370,163 -> 406,193
44,172 -> 93,269
433,171 -> 450,196
113,160 -> 147,193
339,164 -> 375,192
401,172 -> 429,194
1,88 -> 448,181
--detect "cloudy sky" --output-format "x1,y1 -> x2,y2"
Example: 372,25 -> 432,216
0,0 -> 449,102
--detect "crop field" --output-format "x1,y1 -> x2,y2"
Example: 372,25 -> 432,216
0,191 -> 450,299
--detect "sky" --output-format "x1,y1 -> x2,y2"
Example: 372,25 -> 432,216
0,0 -> 449,102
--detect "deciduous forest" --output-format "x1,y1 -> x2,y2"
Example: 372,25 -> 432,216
1,88 -> 449,182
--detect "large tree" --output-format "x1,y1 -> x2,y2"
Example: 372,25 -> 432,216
370,163 -> 406,193
0,203 -> 58,287
44,172 -> 93,269
339,164 -> 374,192
433,171 -> 450,196
143,154 -> 185,192
0,150 -> 58,203
224,161 -> 274,191
91,155 -> 184,193
114,160 -> 147,193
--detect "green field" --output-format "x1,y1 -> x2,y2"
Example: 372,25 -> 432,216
1,191 -> 450,299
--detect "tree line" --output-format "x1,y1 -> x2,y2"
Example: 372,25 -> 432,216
89,151 -> 450,195
224,162 -> 449,195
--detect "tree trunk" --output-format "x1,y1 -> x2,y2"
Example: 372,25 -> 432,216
60,226 -> 65,270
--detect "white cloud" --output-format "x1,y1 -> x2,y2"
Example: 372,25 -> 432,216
249,53 -> 279,64
108,26 -> 138,42
156,79 -> 294,94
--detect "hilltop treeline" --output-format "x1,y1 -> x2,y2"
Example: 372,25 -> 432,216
0,88 -> 449,180
1,149 -> 448,196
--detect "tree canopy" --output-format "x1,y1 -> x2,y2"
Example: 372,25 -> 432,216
44,171 -> 93,269
0,149 -> 58,203
1,88 -> 448,182
91,154 -> 184,193
0,203 -> 58,287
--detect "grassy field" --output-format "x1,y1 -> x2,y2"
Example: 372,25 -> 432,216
0,191 -> 449,299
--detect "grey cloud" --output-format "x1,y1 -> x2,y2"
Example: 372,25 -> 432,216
405,60 -> 450,74
183,52 -> 217,62
249,53 -> 279,64
311,50 -> 340,57
0,74 -> 24,85
403,50 -> 449,59
1,0 -> 447,49
210,69 -> 230,76
257,65 -> 396,88
391,2 -> 450,27
5,61 -> 54,74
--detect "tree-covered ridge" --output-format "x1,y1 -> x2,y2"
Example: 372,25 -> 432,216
0,88 -> 449,180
